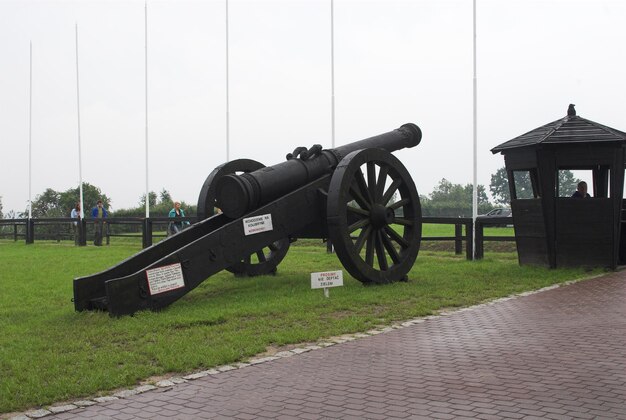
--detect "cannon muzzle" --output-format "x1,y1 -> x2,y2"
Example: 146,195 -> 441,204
216,123 -> 421,219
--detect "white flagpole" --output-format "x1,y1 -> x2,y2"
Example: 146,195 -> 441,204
28,41 -> 33,219
472,0 -> 478,259
330,0 -> 335,148
145,1 -> 150,217
75,25 -> 84,219
225,0 -> 230,161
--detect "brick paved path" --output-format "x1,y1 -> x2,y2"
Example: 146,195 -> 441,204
44,274 -> 625,419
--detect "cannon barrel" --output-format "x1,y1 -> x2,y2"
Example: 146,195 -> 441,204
216,123 -> 421,219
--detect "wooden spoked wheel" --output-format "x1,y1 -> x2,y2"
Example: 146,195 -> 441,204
197,159 -> 290,277
327,148 -> 421,284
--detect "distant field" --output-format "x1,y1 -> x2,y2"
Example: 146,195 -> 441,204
0,240 -> 597,415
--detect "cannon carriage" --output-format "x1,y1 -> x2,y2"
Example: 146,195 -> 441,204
73,123 -> 423,316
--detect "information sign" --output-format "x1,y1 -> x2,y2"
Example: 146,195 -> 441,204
243,214 -> 274,236
146,263 -> 185,295
311,270 -> 343,289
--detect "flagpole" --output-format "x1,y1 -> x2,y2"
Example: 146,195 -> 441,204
330,0 -> 335,148
28,41 -> 33,220
472,0 -> 478,260
75,25 -> 84,220
145,1 -> 150,217
225,0 -> 230,161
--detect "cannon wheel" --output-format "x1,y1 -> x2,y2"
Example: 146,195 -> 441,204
327,148 -> 421,284
197,159 -> 290,276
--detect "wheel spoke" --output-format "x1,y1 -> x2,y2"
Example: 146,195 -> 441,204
389,198 -> 409,211
375,165 -> 389,202
384,225 -> 409,249
347,205 -> 370,217
354,225 -> 371,254
365,228 -> 375,266
349,182 -> 371,211
381,230 -> 401,264
381,178 -> 402,205
244,255 -> 252,265
268,242 -> 279,252
256,250 -> 267,262
348,217 -> 370,234
367,162 -> 377,202
375,230 -> 388,270
355,168 -> 373,205
393,217 -> 413,226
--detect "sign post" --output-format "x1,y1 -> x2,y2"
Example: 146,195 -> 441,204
310,270 -> 343,298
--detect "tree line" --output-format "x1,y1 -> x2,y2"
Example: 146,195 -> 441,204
0,167 -> 580,220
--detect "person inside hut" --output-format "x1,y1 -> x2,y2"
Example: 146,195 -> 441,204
571,181 -> 591,198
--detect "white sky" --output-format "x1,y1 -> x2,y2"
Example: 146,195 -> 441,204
1,0 -> 625,214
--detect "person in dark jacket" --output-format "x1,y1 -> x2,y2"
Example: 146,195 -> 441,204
91,200 -> 108,246
571,181 -> 591,198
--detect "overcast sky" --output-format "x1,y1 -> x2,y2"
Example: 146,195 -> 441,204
1,0 -> 625,215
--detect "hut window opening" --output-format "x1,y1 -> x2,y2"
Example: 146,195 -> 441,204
511,170 -> 537,199
557,167 -> 611,198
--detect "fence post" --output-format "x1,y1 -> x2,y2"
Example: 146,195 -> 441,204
454,222 -> 462,255
26,218 -> 35,244
475,219 -> 484,259
142,218 -> 153,249
14,222 -> 18,241
106,222 -> 110,246
78,219 -> 87,246
465,221 -> 473,260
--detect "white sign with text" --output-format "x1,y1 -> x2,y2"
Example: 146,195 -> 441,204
310,270 -> 344,289
243,214 -> 274,236
146,263 -> 185,295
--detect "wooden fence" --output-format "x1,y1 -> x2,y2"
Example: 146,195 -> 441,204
0,216 -> 514,260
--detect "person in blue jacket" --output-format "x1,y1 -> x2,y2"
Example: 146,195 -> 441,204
168,201 -> 189,235
91,200 -> 108,246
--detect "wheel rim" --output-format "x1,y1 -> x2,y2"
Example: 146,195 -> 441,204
197,159 -> 265,220
226,238 -> 290,277
197,159 -> 290,276
327,148 -> 421,284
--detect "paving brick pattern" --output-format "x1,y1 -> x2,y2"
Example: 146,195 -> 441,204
43,274 -> 625,419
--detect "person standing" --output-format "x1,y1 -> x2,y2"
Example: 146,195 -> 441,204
168,201 -> 189,235
70,202 -> 81,245
91,200 -> 108,246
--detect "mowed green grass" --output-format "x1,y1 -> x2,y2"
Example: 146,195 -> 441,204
0,237 -> 595,414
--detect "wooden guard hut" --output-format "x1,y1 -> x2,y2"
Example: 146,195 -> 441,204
491,105 -> 626,269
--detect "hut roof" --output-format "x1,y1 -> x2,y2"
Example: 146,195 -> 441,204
491,105 -> 626,154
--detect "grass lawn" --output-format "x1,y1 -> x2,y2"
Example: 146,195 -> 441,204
0,238 -> 598,414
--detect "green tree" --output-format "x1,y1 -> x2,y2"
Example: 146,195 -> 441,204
114,190 -> 195,217
59,183 -> 111,216
31,188 -> 63,218
159,189 -> 172,204
139,191 -> 158,208
490,167 -> 513,205
29,184 -> 111,218
557,170 -> 580,196
422,178 -> 492,217
0,196 -> 3,219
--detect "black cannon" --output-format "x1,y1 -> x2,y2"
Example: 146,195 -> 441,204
73,123 -> 423,316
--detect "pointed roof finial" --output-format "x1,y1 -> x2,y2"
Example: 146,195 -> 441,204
567,104 -> 576,117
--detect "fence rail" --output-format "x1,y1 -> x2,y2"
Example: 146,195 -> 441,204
0,216 -> 514,259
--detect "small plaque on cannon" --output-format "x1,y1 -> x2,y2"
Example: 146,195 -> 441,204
146,263 -> 185,295
243,214 -> 273,236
